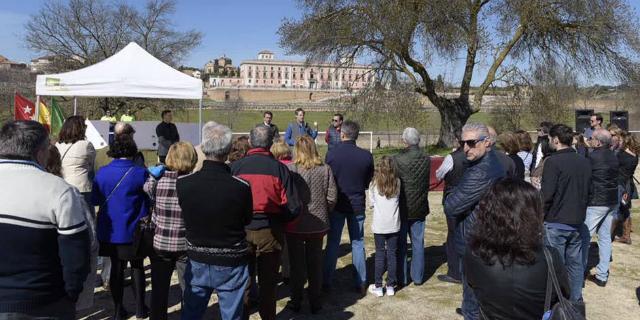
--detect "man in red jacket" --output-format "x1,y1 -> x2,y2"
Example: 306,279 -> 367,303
230,125 -> 302,320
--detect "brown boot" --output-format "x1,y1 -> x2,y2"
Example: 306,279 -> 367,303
620,217 -> 632,244
611,218 -> 620,241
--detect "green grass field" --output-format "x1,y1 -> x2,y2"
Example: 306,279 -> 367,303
130,109 -> 494,133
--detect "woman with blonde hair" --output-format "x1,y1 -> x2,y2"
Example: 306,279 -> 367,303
284,135 -> 337,314
271,140 -> 292,165
368,155 -> 401,297
143,141 -> 198,320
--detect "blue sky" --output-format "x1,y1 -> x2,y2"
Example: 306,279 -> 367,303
2,0 -> 640,86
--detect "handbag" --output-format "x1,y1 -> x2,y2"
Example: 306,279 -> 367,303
542,247 -> 586,320
132,176 -> 157,258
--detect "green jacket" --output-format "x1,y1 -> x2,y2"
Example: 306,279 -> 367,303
394,146 -> 431,220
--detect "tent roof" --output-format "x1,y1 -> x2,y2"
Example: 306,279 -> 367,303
35,42 -> 202,100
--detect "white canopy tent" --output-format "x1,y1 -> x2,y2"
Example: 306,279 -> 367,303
35,42 -> 204,140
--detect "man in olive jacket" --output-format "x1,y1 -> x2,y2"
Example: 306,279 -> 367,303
394,128 -> 430,286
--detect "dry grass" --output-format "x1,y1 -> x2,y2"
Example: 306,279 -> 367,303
79,193 -> 640,320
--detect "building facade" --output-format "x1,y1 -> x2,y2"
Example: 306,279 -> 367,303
237,50 -> 374,90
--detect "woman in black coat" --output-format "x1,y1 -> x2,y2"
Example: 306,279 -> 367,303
464,178 -> 570,320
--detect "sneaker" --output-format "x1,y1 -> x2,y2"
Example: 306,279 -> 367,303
368,284 -> 384,297
386,286 -> 395,296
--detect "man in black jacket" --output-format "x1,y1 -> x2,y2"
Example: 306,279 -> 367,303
582,128 -> 619,287
155,110 -> 180,163
436,138 -> 467,284
541,124 -> 591,302
393,127 -> 430,286
444,123 -> 505,319
177,122 -> 253,320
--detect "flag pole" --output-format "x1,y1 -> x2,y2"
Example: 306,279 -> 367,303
35,96 -> 40,121
73,97 -> 77,115
12,90 -> 17,120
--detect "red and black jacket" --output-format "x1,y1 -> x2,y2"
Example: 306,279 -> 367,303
230,148 -> 302,230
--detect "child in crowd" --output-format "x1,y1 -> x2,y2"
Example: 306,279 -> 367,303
368,156 -> 401,297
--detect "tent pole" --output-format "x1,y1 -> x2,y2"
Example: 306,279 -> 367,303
198,98 -> 203,143
73,97 -> 77,115
35,96 -> 40,121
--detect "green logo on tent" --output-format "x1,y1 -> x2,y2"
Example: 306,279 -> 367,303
45,77 -> 61,86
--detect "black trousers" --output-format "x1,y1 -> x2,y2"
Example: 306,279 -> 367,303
150,252 -> 187,320
286,235 -> 324,308
445,217 -> 461,280
109,257 -> 146,319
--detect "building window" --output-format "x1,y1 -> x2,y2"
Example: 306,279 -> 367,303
271,66 -> 274,70
293,74 -> 296,79
278,72 -> 281,78
249,79 -> 251,83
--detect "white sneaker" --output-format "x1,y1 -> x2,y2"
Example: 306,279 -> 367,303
386,286 -> 395,296
368,284 -> 384,297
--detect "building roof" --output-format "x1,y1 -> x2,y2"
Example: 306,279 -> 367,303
240,59 -> 371,69
258,50 -> 274,55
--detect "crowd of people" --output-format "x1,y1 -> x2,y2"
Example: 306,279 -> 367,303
0,108 -> 637,320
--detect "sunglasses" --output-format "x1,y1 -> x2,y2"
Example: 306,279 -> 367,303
331,119 -> 340,122
461,136 -> 487,148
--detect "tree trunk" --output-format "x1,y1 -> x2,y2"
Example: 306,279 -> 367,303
435,98 -> 474,148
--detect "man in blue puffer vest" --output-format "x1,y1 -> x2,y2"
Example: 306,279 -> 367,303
285,108 -> 317,146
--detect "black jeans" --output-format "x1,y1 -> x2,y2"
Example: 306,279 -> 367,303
374,232 -> 399,287
150,252 -> 187,320
286,235 -> 323,308
445,217 -> 461,280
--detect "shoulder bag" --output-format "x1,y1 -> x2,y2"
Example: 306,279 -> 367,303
542,247 -> 586,320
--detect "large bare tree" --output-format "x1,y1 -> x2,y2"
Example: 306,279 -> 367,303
279,0 -> 640,146
24,0 -> 202,115
25,0 -> 201,68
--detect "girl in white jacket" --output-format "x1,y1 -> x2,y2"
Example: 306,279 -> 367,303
368,156 -> 401,297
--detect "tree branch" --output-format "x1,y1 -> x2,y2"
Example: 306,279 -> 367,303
474,24 -> 525,111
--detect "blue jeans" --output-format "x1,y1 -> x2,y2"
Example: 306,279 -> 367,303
181,260 -> 249,320
323,212 -> 366,288
398,219 -> 425,285
544,225 -> 584,302
582,206 -> 615,281
460,255 -> 479,320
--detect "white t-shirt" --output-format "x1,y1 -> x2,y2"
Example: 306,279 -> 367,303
368,179 -> 401,234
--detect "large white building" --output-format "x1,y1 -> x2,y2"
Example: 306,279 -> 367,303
233,50 -> 374,90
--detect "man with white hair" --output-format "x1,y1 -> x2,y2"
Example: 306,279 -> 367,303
177,122 -> 253,319
444,123 -> 505,319
393,127 -> 430,287
583,128 -> 619,288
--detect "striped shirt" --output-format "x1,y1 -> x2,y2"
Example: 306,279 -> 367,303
0,160 -> 90,309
